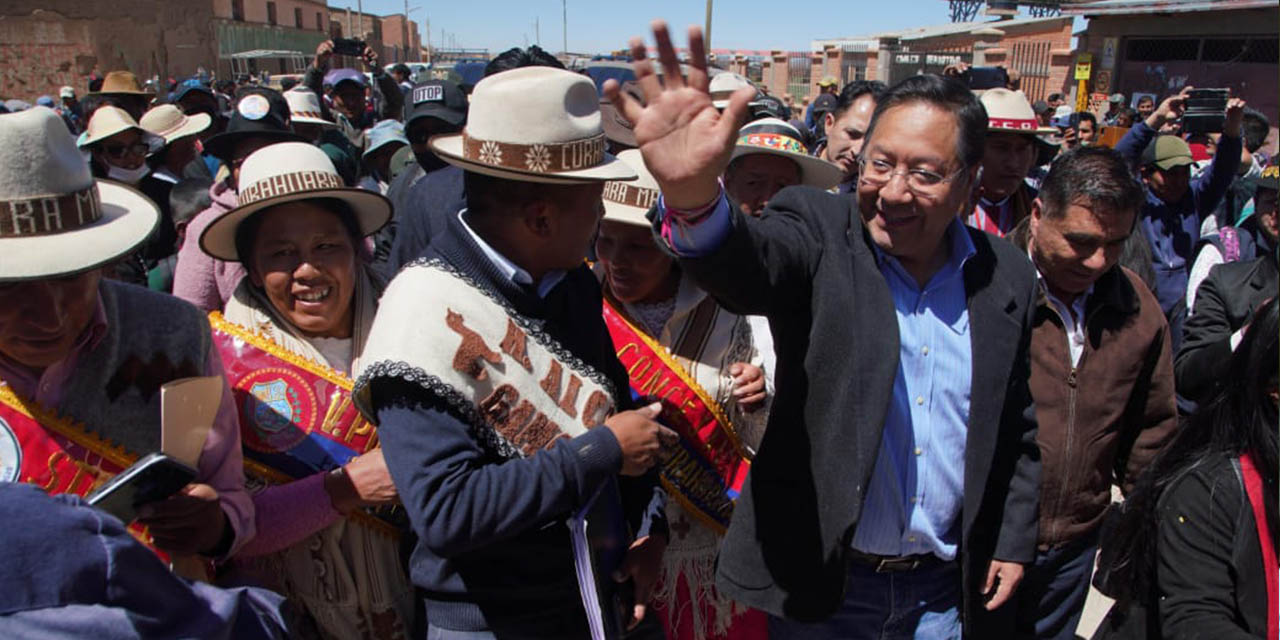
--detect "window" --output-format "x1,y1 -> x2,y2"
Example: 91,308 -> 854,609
1125,38 -> 1199,62
231,0 -> 244,21
1201,37 -> 1278,63
295,8 -> 303,28
266,2 -> 277,25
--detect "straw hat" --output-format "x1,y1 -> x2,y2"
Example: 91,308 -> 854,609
601,149 -> 660,227
200,142 -> 391,261
709,72 -> 755,110
429,66 -> 637,184
284,87 -> 335,127
730,118 -> 842,190
79,106 -> 164,150
139,104 -> 211,145
0,108 -> 159,282
90,70 -> 155,97
982,89 -> 1057,135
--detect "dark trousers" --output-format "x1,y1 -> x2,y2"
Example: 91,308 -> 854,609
1015,531 -> 1099,640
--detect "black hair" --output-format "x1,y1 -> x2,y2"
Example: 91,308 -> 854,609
1047,92 -> 1063,102
1077,111 -> 1097,129
78,94 -> 124,121
1039,147 -> 1143,220
391,63 -> 412,77
1136,95 -> 1154,106
234,197 -> 363,270
483,45 -> 565,77
463,171 -> 561,218
169,178 -> 214,227
863,74 -> 987,170
1098,297 -> 1278,610
832,80 -> 887,119
87,76 -> 104,93
1241,108 -> 1271,153
279,77 -> 299,92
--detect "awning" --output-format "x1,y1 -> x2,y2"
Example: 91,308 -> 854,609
1062,0 -> 1276,16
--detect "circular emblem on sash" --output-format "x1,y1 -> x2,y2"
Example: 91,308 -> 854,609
0,416 -> 21,482
235,367 -> 318,453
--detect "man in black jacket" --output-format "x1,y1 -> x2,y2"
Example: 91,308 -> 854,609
605,22 -> 1040,638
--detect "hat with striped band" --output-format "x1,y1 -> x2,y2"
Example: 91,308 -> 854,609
284,87 -> 335,127
729,118 -> 843,190
980,88 -> 1057,136
601,149 -> 661,227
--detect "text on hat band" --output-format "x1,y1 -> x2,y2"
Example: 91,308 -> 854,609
602,181 -> 659,211
737,133 -> 806,156
462,133 -> 606,174
239,170 -> 345,206
0,187 -> 102,238
989,117 -> 1040,131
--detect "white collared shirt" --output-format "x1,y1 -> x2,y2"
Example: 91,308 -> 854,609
1030,245 -> 1094,367
457,209 -> 566,299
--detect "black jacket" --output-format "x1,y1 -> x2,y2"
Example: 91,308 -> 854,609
382,165 -> 466,279
1176,254 -> 1278,402
654,187 -> 1041,633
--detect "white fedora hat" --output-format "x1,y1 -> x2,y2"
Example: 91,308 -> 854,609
139,104 -> 211,145
981,88 -> 1057,136
284,87 -> 335,127
430,66 -> 637,184
79,106 -> 164,150
730,118 -> 843,190
709,72 -> 755,110
601,149 -> 660,228
0,107 -> 159,282
199,142 -> 391,261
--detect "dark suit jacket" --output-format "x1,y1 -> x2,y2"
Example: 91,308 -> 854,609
654,187 -> 1041,634
1176,254 -> 1278,402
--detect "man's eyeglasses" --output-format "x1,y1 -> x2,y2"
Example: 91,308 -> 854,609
857,158 -> 965,196
102,142 -> 150,159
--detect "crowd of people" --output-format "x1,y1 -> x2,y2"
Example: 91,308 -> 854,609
0,16 -> 1275,640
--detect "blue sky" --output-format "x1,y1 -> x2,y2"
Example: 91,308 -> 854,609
329,0 -> 972,54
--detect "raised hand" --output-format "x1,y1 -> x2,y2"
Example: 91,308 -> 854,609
603,21 -> 756,210
1147,86 -> 1192,129
1224,96 -> 1248,138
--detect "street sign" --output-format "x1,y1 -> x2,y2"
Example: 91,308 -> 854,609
1074,53 -> 1093,81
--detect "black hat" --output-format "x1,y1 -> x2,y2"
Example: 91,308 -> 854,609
812,93 -> 838,115
749,94 -> 790,121
404,80 -> 468,128
202,87 -> 305,161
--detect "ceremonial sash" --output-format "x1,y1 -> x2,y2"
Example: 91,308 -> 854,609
209,312 -> 396,537
0,382 -> 167,559
601,299 -> 751,534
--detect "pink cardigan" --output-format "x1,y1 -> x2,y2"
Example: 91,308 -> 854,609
172,180 -> 247,312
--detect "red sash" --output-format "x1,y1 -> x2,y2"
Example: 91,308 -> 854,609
1240,452 -> 1277,640
601,299 -> 750,534
0,382 -> 167,559
209,313 -> 397,538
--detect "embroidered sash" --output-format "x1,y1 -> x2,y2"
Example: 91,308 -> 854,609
601,298 -> 751,535
0,382 -> 167,559
209,312 -> 398,538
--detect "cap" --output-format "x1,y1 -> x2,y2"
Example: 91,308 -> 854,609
59,86 -> 76,99
404,80 -> 467,128
1140,135 -> 1194,171
1032,100 -> 1052,115
1108,93 -> 1125,104
173,77 -> 214,103
1254,164 -> 1278,191
325,68 -> 367,89
812,93 -> 838,115
817,76 -> 838,88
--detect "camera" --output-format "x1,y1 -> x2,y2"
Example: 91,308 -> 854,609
332,37 -> 367,58
962,66 -> 1009,91
1181,88 -> 1228,134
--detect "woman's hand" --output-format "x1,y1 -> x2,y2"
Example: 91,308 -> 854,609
730,362 -> 767,412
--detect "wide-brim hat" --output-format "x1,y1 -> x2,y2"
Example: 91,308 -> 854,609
601,149 -> 661,227
430,66 -> 637,184
0,108 -> 159,282
200,142 -> 391,261
203,89 -> 306,160
981,88 -> 1057,135
284,87 -> 335,127
710,72 -> 755,110
90,70 -> 155,97
79,106 -> 165,150
139,104 -> 211,145
729,118 -> 843,190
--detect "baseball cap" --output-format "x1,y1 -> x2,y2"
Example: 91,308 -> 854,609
172,77 -> 215,104
59,86 -> 75,99
817,76 -> 838,88
325,68 -> 366,89
1140,135 -> 1194,171
1254,164 -> 1279,191
812,93 -> 838,115
1108,93 -> 1125,104
404,80 -> 467,128
1032,100 -> 1052,115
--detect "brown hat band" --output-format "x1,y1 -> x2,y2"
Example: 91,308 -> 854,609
462,132 -> 606,174
602,181 -> 659,210
238,170 -> 345,207
0,187 -> 103,238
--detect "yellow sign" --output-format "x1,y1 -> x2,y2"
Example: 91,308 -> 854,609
1074,53 -> 1093,81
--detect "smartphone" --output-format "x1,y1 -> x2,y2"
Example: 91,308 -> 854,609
962,66 -> 1009,91
332,37 -> 366,58
87,452 -> 198,524
1182,88 -> 1228,134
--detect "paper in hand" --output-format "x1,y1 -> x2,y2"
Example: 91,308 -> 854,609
160,376 -> 222,468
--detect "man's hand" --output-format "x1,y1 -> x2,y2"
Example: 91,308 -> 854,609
603,22 -> 755,210
1060,125 -> 1078,151
361,45 -> 379,71
605,402 -> 679,476
982,559 -> 1025,611
1223,96 -> 1247,138
325,449 -> 399,513
614,534 -> 668,629
1147,86 -> 1192,130
136,483 -> 228,556
729,362 -> 767,412
314,40 -> 334,70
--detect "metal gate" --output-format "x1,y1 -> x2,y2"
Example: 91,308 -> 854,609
1010,40 -> 1053,102
840,43 -> 870,84
787,51 -> 811,102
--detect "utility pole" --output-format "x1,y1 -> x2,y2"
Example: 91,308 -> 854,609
562,0 -> 567,55
704,0 -> 713,55
535,17 -> 540,46
403,0 -> 410,63
357,0 -> 364,39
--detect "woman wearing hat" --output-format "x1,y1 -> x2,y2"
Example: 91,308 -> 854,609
198,142 -> 414,638
137,104 -> 213,264
79,105 -> 164,186
598,150 -> 772,640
